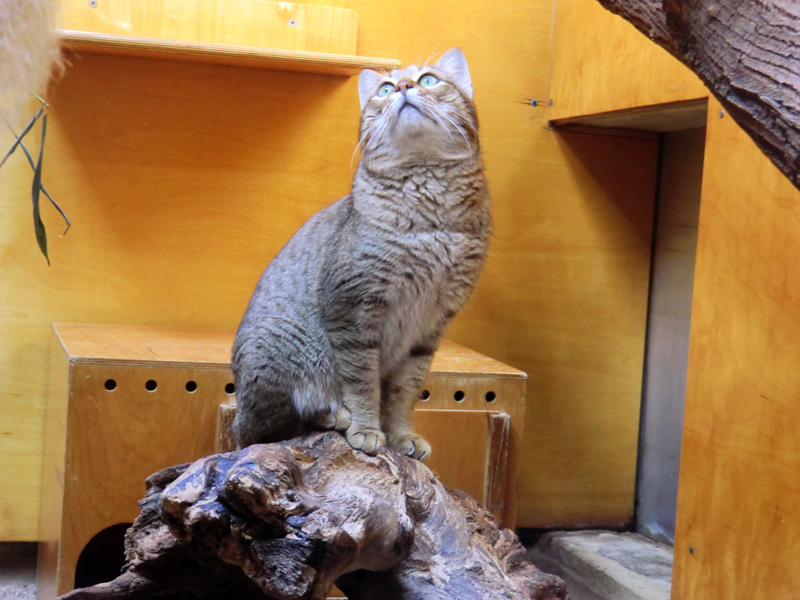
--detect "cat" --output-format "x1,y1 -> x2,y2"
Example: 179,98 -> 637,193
231,48 -> 491,461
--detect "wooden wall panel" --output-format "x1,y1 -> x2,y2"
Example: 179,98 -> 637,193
673,99 -> 800,599
550,0 -> 707,121
504,131 -> 655,527
0,0 -> 657,537
0,59 -> 357,541
59,0 -> 359,55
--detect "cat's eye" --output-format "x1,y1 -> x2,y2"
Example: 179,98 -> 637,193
377,83 -> 394,97
419,74 -> 439,87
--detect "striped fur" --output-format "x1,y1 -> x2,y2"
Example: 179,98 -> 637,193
232,49 -> 491,461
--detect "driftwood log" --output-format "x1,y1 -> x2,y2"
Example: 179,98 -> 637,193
595,0 -> 800,192
55,432 -> 568,600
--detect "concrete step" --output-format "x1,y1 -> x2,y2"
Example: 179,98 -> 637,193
527,531 -> 672,600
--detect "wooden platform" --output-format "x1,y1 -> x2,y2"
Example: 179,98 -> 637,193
39,323 -> 526,598
57,0 -> 400,75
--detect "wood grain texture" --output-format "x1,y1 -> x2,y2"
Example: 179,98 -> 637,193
429,339 -> 526,379
218,407 -> 513,522
419,376 -> 526,528
551,98 -> 708,133
53,360 -> 234,594
485,412 -> 511,519
58,0 -> 403,76
213,409 -> 511,600
40,326 -> 526,596
673,99 -> 800,599
38,334 -> 72,600
59,0 -> 359,55
550,0 -> 706,121
58,31 -> 401,76
52,434 -> 568,600
1,0 -> 656,537
53,322 -> 234,366
595,0 -> 800,192
506,130 -> 656,527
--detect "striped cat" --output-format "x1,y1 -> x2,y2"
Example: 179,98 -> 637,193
232,48 -> 491,461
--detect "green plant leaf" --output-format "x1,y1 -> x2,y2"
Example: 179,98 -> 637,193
43,186 -> 71,235
13,138 -> 71,235
32,113 -> 49,265
0,108 -> 43,170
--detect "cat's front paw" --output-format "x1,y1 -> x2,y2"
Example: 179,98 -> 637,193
389,434 -> 431,462
310,406 -> 352,432
310,410 -> 337,430
333,406 -> 352,431
345,426 -> 386,456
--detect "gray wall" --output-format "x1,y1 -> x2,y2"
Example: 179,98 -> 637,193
636,128 -> 705,544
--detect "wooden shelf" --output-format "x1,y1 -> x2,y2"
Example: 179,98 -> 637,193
549,98 -> 709,134
58,30 -> 401,76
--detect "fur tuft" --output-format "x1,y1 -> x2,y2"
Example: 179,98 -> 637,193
0,0 -> 62,124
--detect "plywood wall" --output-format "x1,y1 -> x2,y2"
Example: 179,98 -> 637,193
549,0 -> 707,120
0,0 -> 658,538
550,1 -> 800,596
672,99 -> 800,599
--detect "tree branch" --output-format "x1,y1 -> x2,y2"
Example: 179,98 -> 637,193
596,0 -> 800,190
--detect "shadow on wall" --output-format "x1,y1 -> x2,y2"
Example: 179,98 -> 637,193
553,129 -> 658,244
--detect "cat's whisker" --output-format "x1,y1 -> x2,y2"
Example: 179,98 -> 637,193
426,103 -> 472,154
364,116 -> 392,170
418,102 -> 454,141
350,136 -> 366,174
441,104 -> 478,134
446,107 -> 480,145
422,44 -> 443,69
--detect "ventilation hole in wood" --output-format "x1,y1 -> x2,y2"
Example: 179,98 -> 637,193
485,391 -> 496,403
225,383 -> 236,395
186,381 -> 198,393
104,379 -> 117,391
145,379 -> 157,392
420,389 -> 431,401
454,390 -> 465,402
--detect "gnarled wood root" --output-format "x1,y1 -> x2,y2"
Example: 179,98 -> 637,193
56,432 -> 568,600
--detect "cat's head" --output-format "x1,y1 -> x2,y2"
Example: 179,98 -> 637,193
357,48 -> 479,167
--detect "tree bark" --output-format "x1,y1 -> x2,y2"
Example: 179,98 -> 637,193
595,0 -> 800,191
56,432 -> 568,600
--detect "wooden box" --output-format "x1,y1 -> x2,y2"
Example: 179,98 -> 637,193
39,323 -> 525,597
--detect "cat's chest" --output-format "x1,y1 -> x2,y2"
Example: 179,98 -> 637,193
388,230 -> 478,294
378,230 -> 485,364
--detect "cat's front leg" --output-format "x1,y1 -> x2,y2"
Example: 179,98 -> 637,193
333,344 -> 386,455
381,344 -> 437,462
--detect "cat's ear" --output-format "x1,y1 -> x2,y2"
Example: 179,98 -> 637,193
359,69 -> 383,110
434,48 -> 473,99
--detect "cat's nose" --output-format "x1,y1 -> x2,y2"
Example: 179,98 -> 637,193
397,80 -> 413,95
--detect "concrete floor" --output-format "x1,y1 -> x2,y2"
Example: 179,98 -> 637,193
528,530 -> 673,600
0,544 -> 36,600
